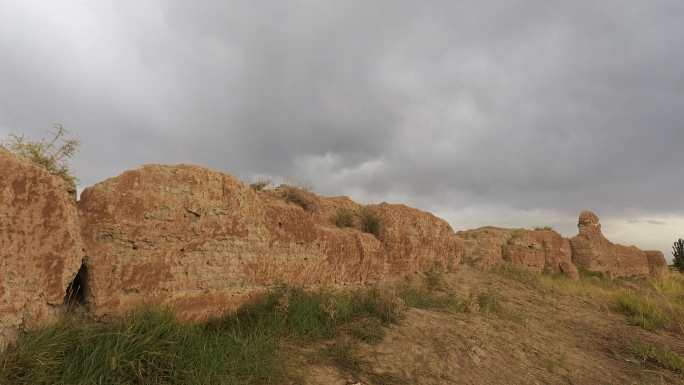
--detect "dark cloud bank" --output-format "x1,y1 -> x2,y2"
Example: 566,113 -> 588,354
1,1 -> 683,258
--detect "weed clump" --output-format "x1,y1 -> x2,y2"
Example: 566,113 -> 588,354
360,207 -> 381,237
633,343 -> 684,374
332,208 -> 354,228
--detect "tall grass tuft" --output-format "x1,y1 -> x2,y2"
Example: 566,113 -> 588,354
616,292 -> 668,331
633,343 -> 684,374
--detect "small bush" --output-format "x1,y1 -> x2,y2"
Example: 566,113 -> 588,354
360,207 -> 381,237
633,343 -> 684,374
281,185 -> 315,211
250,179 -> 271,191
534,226 -> 554,231
332,208 -> 354,228
2,125 -> 79,189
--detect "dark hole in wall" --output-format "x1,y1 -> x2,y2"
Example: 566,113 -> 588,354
64,262 -> 88,307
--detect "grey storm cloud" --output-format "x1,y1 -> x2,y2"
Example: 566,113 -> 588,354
0,1 -> 683,255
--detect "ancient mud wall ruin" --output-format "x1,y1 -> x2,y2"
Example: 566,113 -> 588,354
0,149 -> 84,349
77,164 -> 462,321
0,151 -> 668,348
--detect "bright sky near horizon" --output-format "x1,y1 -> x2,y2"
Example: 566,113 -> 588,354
1,1 -> 682,260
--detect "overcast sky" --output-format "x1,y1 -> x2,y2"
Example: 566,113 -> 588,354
1,1 -> 682,259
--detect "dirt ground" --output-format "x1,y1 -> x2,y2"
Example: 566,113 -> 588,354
289,266 -> 684,385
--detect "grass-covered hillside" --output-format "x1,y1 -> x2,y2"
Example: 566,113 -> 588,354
1,266 -> 683,385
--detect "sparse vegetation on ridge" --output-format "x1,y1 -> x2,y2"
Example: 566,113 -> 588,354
2,125 -> 79,189
281,185 -> 315,211
249,178 -> 271,191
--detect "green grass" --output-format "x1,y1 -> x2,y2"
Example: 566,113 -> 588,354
633,343 -> 684,374
0,286 -> 404,385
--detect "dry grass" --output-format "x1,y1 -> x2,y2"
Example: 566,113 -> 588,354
615,272 -> 684,334
494,263 -> 684,333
